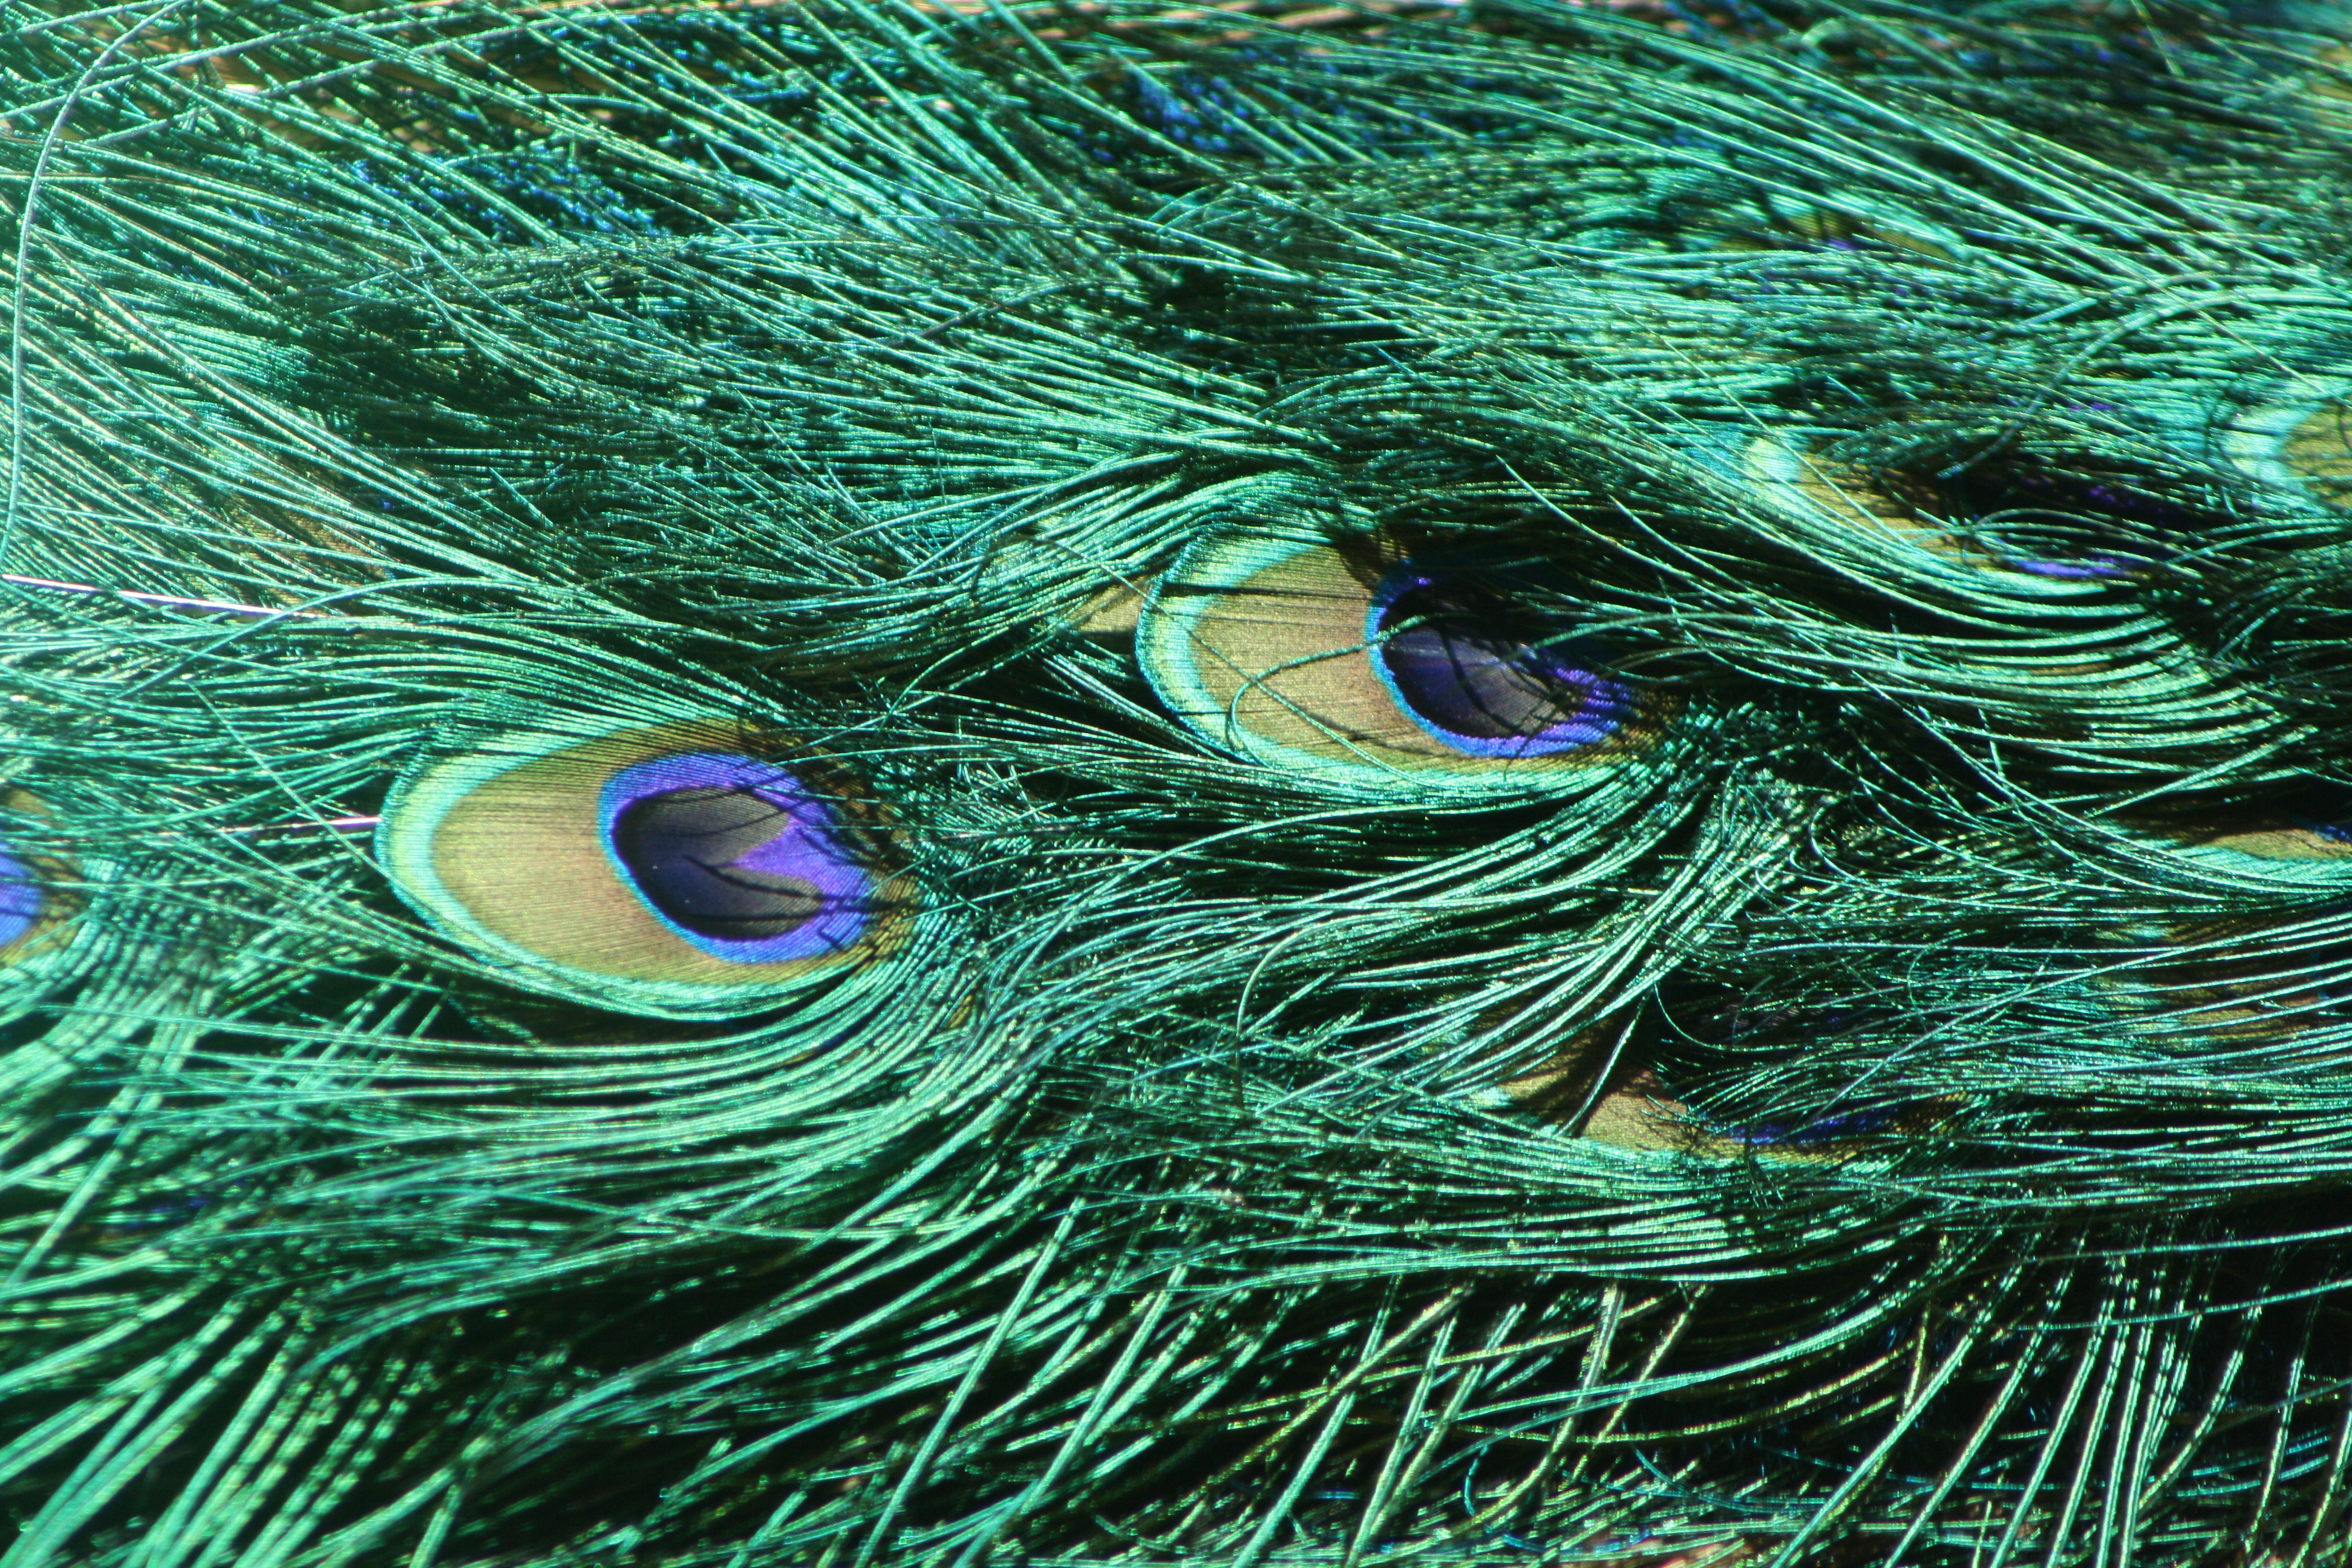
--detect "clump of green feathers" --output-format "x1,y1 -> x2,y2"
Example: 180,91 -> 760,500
10,0 -> 2352,1561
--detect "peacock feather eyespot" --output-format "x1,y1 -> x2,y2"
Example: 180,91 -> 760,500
2223,380 -> 2352,506
601,753 -> 874,961
1510,1001 -> 1962,1162
0,790 -> 80,970
1739,434 -> 1987,571
1139,531 -> 1668,795
0,839 -> 39,960
381,719 -> 912,1016
1740,434 -> 2172,584
1365,567 -> 1637,759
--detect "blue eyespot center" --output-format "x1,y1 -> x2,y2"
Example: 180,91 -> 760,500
1719,1106 -> 1903,1147
600,754 -> 875,963
0,833 -> 42,952
1368,571 -> 1635,758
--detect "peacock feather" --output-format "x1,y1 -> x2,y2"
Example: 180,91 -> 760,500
10,0 -> 2352,1562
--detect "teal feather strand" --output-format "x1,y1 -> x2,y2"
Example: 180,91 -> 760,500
11,0 -> 2352,1564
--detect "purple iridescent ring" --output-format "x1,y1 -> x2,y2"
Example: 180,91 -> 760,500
1366,570 -> 1635,759
598,754 -> 874,964
2005,554 -> 2136,581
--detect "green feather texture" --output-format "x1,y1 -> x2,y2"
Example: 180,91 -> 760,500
14,0 -> 2352,1563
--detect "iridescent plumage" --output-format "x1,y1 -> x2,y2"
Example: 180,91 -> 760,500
10,0 -> 2352,1563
